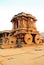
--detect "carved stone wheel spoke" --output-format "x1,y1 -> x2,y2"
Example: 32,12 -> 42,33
24,33 -> 33,44
35,35 -> 41,44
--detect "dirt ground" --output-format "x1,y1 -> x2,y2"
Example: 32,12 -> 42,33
0,44 -> 44,65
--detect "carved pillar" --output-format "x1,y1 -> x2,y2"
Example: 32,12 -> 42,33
22,18 -> 27,28
18,18 -> 23,28
18,19 -> 21,28
12,21 -> 18,30
27,18 -> 37,31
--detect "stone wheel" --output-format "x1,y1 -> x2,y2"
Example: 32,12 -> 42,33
24,33 -> 33,44
35,34 -> 41,44
9,36 -> 16,48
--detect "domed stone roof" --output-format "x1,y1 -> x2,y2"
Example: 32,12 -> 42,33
11,12 -> 37,22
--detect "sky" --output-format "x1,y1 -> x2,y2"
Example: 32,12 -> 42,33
0,0 -> 44,33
